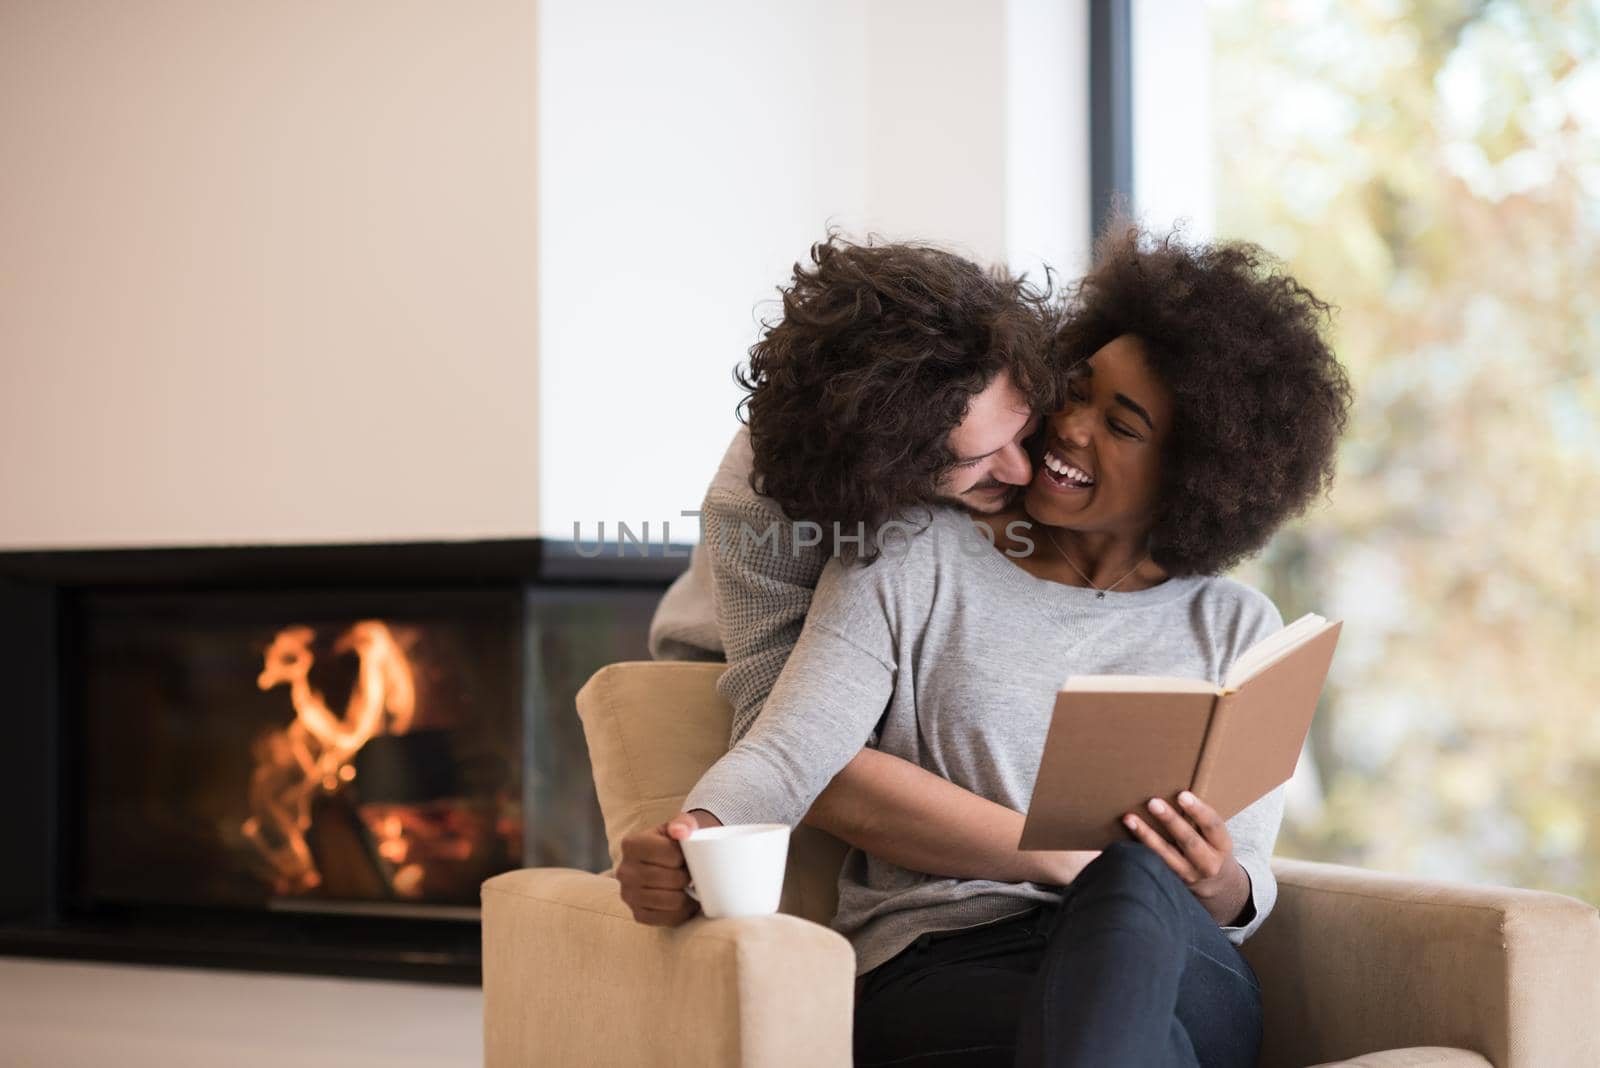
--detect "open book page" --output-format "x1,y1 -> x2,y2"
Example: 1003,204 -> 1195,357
1061,675 -> 1217,694
1222,612 -> 1329,690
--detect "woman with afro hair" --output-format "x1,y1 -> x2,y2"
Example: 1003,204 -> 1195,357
644,223 -> 1352,1067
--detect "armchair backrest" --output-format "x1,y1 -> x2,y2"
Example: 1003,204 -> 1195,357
575,661 -> 849,926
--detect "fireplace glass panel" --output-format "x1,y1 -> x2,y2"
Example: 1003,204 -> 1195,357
73,589 -> 522,914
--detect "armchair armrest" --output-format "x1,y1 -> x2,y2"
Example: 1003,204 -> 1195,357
1241,857 -> 1600,1068
482,868 -> 855,1068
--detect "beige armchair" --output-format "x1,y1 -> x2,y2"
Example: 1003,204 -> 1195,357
482,662 -> 1600,1067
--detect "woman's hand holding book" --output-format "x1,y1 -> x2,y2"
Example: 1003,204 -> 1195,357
1120,790 -> 1252,928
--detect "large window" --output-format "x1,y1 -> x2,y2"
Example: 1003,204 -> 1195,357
1135,1 -> 1600,902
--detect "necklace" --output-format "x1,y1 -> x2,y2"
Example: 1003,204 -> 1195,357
1043,526 -> 1149,600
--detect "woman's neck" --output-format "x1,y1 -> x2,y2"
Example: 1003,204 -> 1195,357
975,508 -> 1169,592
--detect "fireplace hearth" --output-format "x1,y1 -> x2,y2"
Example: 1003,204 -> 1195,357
0,538 -> 686,984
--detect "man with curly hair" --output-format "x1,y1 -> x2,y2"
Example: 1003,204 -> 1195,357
651,234 -> 1060,731
638,233 -> 1068,917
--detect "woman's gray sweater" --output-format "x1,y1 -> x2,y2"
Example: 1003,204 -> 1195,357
683,506 -> 1288,977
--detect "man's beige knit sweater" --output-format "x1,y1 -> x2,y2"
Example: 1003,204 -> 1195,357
648,427 -> 828,744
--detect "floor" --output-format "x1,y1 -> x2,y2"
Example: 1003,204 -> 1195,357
0,955 -> 482,1067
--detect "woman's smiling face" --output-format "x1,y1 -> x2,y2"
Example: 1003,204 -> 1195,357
1024,333 -> 1173,539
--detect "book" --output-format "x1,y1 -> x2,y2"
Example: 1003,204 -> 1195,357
1018,613 -> 1342,851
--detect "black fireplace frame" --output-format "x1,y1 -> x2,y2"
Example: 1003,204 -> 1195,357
0,538 -> 687,985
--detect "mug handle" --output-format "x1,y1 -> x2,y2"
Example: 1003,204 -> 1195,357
684,882 -> 699,903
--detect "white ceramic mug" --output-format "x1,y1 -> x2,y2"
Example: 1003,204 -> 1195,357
680,822 -> 790,919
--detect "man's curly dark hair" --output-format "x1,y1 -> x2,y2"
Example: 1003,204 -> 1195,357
1054,223 -> 1353,575
737,233 -> 1059,541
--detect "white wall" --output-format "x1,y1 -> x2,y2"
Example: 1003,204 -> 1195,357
537,0 -> 1089,542
1008,0 -> 1092,286
0,0 -> 539,549
535,1 -> 868,547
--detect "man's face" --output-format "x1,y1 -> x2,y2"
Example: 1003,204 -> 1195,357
934,370 -> 1040,514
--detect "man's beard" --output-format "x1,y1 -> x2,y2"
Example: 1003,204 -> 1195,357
935,481 -> 1019,515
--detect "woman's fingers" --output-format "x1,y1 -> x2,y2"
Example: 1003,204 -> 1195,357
621,884 -> 694,913
1146,796 -> 1212,861
621,823 -> 690,869
630,900 -> 699,926
616,858 -> 697,925
1122,811 -> 1201,883
615,858 -> 691,891
1175,791 -> 1233,857
615,818 -> 699,926
1124,792 -> 1235,888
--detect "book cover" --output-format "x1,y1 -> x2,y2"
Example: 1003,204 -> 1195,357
1018,617 -> 1341,851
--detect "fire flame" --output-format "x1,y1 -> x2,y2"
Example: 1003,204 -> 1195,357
241,621 -> 416,896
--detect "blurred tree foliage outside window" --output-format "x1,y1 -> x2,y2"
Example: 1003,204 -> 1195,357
1209,0 -> 1599,904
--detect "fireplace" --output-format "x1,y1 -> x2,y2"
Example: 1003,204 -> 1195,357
0,539 -> 686,984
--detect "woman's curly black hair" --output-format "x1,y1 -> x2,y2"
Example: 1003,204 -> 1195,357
737,233 -> 1060,543
1054,222 -> 1353,575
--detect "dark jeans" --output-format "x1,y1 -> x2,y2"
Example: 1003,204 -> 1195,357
853,841 -> 1263,1067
